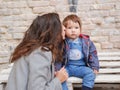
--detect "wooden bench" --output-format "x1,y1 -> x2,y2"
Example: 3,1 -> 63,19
0,64 -> 12,90
0,52 -> 120,90
67,52 -> 120,90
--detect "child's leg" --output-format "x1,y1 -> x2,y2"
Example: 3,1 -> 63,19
72,66 -> 95,89
79,66 -> 95,90
65,65 -> 95,90
62,81 -> 68,90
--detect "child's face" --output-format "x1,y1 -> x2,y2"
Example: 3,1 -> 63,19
65,20 -> 81,40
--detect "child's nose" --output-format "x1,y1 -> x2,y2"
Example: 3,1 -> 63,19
71,29 -> 76,32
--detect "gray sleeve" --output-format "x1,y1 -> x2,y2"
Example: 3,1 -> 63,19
27,51 -> 62,90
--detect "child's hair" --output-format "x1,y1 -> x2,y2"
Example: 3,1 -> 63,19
63,14 -> 82,32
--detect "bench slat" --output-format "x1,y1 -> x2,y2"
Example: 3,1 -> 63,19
0,75 -> 8,84
67,75 -> 120,83
95,75 -> 120,83
100,61 -> 120,67
98,52 -> 120,56
99,68 -> 120,74
99,57 -> 120,61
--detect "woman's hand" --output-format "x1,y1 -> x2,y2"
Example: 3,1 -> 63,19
55,67 -> 68,83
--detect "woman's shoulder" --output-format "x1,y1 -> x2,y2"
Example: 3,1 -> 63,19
31,48 -> 52,56
26,48 -> 52,62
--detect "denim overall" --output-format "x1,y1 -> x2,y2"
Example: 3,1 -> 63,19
62,38 -> 95,90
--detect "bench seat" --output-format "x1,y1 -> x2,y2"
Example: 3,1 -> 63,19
67,52 -> 120,90
67,74 -> 120,84
0,52 -> 120,90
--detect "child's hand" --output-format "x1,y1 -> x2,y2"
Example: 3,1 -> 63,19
93,69 -> 99,74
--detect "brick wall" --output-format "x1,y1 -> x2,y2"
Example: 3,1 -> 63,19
0,0 -> 120,65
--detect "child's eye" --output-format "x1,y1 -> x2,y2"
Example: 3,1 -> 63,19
75,27 -> 79,29
68,27 -> 72,29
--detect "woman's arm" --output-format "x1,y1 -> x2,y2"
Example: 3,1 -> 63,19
27,50 -> 66,90
6,57 -> 29,90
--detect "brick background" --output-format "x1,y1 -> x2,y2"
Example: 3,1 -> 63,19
0,0 -> 120,65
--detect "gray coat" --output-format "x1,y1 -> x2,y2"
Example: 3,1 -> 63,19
6,49 -> 62,90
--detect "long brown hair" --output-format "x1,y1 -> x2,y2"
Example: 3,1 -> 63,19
10,13 -> 63,63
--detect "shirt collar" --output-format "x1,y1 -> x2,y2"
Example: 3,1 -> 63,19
67,38 -> 80,44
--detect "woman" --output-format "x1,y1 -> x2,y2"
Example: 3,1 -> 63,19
6,13 -> 68,90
